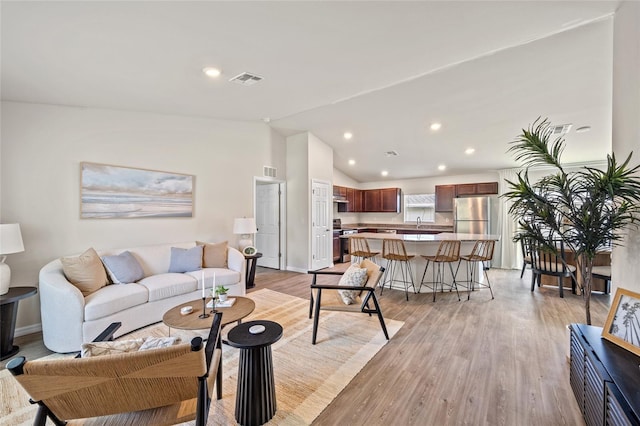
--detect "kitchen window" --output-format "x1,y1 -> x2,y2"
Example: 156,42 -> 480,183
404,193 -> 435,223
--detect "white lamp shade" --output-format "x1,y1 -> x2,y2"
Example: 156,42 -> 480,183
0,223 -> 24,255
233,218 -> 257,235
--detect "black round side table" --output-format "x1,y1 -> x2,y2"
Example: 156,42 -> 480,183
0,286 -> 38,361
226,320 -> 283,426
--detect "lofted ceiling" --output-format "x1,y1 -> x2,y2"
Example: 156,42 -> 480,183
1,1 -> 619,182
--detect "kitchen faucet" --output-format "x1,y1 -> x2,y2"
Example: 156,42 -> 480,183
416,216 -> 422,229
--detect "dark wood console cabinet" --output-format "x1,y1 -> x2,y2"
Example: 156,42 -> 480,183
569,323 -> 640,426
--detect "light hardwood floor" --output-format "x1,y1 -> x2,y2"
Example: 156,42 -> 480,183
4,265 -> 607,425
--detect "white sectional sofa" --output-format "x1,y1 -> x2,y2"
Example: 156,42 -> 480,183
39,241 -> 245,353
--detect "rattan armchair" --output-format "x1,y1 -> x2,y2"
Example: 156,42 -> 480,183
308,259 -> 388,345
8,312 -> 223,426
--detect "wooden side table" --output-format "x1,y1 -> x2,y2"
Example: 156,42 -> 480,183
226,320 -> 283,426
0,286 -> 37,360
244,252 -> 263,289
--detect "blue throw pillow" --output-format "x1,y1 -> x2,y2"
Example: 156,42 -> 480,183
169,246 -> 203,273
101,251 -> 145,284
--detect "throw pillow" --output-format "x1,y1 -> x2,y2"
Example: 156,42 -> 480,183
139,336 -> 182,351
81,338 -> 145,358
169,245 -> 203,273
197,240 -> 228,268
60,247 -> 109,296
101,251 -> 145,284
337,264 -> 369,305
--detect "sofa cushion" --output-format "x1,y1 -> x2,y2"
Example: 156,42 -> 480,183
60,248 -> 109,296
186,268 -> 241,289
84,283 -> 149,321
169,246 -> 203,273
101,251 -> 145,284
138,273 -> 197,302
197,240 -> 228,268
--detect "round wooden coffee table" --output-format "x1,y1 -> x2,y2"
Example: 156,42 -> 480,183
162,296 -> 255,332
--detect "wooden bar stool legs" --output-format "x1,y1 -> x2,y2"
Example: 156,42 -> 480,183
419,240 -> 461,302
380,239 -> 415,301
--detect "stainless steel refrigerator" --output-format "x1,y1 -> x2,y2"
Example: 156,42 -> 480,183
454,196 -> 491,234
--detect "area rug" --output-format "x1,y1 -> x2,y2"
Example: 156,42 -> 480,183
0,289 -> 403,426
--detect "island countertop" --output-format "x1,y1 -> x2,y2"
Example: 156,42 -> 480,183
342,232 -> 500,242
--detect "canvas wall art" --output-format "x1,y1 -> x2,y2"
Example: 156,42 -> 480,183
81,162 -> 194,219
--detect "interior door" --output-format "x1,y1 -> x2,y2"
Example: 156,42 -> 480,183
255,183 -> 280,269
311,180 -> 331,270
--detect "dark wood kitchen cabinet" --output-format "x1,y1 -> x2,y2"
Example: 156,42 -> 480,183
456,182 -> 498,196
333,185 -> 347,197
332,230 -> 341,262
380,188 -> 401,212
363,190 -> 381,212
346,187 -> 363,212
435,185 -> 456,212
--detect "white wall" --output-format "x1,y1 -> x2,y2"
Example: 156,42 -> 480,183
285,132 -> 333,272
612,1 -> 640,296
1,101 -> 286,331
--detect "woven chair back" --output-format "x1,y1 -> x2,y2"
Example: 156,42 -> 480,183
382,239 -> 410,261
433,240 -> 461,262
468,240 -> 495,262
15,343 -> 205,420
350,236 -> 373,257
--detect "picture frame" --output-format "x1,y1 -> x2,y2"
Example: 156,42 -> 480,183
242,246 -> 257,256
602,287 -> 640,357
80,162 -> 194,219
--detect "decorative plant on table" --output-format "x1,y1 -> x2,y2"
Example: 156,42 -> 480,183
502,118 -> 640,325
214,285 -> 229,302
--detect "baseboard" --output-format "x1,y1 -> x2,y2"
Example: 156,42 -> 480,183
15,323 -> 42,338
286,266 -> 308,274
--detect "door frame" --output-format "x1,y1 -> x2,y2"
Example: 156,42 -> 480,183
253,176 -> 287,270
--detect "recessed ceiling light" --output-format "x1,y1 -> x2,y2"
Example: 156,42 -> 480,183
348,159 -> 356,166
203,67 -> 222,78
381,170 -> 389,177
343,132 -> 353,140
438,164 -> 446,171
465,148 -> 475,155
430,122 -> 442,131
575,126 -> 592,133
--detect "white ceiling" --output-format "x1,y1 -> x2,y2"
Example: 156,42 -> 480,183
1,1 -> 619,182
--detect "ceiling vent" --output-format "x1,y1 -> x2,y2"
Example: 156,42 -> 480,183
263,166 -> 277,178
229,72 -> 263,86
385,150 -> 399,157
549,123 -> 572,135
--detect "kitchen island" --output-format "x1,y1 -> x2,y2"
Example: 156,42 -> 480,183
340,232 -> 500,295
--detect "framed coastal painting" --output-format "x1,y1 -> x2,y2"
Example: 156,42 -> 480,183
80,162 -> 194,219
602,287 -> 640,357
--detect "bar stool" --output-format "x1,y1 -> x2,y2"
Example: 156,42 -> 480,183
349,236 -> 380,264
419,240 -> 461,302
380,238 -> 416,301
455,240 -> 495,300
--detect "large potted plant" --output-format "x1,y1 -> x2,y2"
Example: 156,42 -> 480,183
503,118 -> 640,325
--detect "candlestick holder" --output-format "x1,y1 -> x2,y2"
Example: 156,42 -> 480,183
198,297 -> 210,319
210,295 -> 218,314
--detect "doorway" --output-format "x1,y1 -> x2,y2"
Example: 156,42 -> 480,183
254,178 -> 286,269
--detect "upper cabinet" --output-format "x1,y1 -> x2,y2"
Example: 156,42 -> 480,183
336,186 -> 401,213
435,185 -> 456,212
435,182 -> 498,212
456,182 -> 499,196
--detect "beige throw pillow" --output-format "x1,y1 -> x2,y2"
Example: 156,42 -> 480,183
197,240 -> 228,268
337,264 -> 369,305
61,248 -> 109,296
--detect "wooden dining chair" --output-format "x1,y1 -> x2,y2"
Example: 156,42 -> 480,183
591,265 -> 611,294
528,239 -> 576,298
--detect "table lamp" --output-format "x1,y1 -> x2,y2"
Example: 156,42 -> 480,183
0,223 -> 25,295
233,218 -> 257,251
